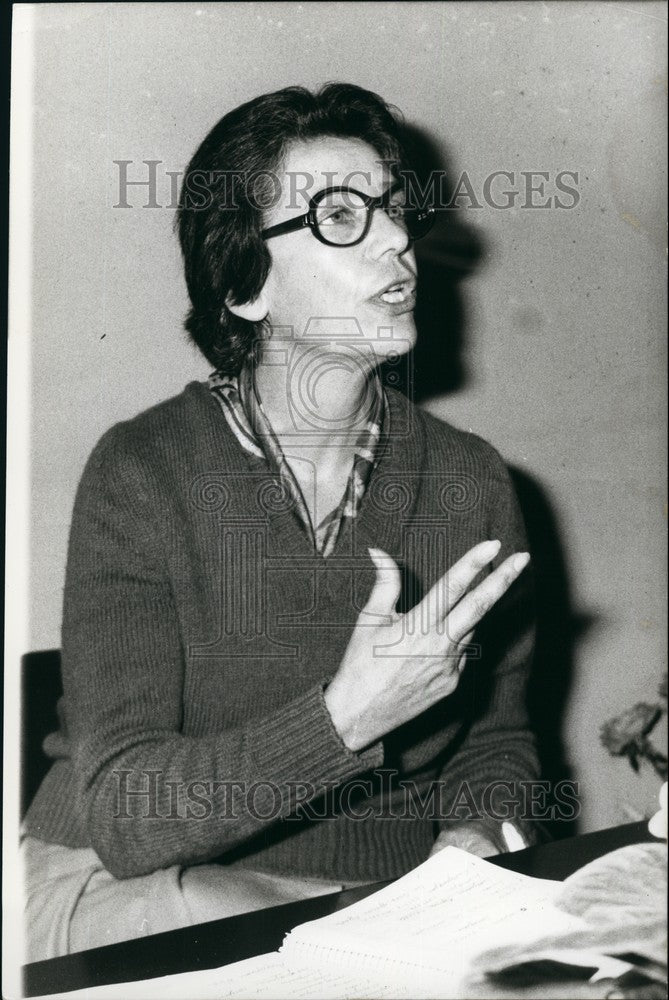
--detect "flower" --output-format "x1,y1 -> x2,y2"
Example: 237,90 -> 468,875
600,703 -> 661,755
600,701 -> 666,776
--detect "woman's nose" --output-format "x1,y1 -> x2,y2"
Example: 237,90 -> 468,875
366,204 -> 411,257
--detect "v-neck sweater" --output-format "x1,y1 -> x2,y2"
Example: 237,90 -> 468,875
208,365 -> 386,556
24,382 -> 539,881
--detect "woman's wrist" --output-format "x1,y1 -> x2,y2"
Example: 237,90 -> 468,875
323,679 -> 361,751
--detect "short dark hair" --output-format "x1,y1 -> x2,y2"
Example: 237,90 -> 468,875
176,83 -> 408,374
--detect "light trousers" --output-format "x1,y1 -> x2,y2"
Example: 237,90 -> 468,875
21,836 -> 346,963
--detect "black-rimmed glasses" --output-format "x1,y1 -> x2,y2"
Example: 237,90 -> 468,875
261,182 -> 435,248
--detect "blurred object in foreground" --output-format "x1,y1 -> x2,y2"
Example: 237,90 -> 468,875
648,782 -> 668,840
478,843 -> 667,994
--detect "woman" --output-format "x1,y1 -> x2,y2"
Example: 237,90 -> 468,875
22,83 -> 538,960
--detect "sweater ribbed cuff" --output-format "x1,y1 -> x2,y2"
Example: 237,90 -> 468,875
249,683 -> 383,786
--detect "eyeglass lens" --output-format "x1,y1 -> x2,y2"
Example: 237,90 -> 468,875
315,191 -> 369,245
314,190 -> 433,246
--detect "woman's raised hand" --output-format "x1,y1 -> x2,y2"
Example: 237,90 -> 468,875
324,540 -> 530,751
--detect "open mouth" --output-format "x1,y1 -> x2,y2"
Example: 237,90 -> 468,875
376,281 -> 416,304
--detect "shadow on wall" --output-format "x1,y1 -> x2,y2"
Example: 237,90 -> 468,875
510,468 -> 598,841
387,124 -> 598,841
380,123 -> 483,401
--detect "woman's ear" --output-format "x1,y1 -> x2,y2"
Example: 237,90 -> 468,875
225,289 -> 269,323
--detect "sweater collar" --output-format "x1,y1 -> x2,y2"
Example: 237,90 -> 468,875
348,383 -> 426,559
191,378 -> 425,561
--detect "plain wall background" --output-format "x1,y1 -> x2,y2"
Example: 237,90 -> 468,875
17,1 -> 667,832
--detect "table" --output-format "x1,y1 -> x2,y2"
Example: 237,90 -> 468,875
22,821 -> 656,997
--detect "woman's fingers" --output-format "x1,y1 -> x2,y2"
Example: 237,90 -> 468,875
362,547 -> 402,622
447,552 -> 530,645
426,637 -> 472,691
457,635 -> 473,672
411,540 -> 502,630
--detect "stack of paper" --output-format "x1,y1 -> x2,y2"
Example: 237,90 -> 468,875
279,847 -> 628,998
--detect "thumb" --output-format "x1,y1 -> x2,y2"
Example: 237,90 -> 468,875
366,547 -> 402,616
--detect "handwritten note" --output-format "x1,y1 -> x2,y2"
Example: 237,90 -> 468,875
280,847 -> 585,997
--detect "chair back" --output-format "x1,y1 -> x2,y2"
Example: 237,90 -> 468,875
21,649 -> 63,817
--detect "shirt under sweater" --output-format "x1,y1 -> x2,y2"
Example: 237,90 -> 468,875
24,381 -> 539,881
208,365 -> 386,556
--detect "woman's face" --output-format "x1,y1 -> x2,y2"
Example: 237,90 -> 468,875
256,136 -> 418,367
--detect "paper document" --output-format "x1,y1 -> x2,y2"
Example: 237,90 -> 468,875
30,950 -> 395,1000
279,846 -> 585,997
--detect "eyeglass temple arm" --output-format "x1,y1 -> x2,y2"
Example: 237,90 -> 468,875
261,213 -> 311,241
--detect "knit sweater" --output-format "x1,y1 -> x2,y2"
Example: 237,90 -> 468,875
24,381 -> 539,881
